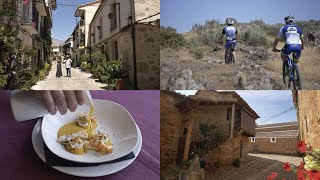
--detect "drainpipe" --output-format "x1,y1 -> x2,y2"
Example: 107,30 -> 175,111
131,0 -> 138,89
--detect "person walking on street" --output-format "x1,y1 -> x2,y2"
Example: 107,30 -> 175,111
63,56 -> 72,78
56,58 -> 62,78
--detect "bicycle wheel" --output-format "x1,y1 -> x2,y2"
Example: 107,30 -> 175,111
282,62 -> 291,88
293,65 -> 302,90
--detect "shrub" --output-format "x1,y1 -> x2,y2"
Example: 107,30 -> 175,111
79,53 -> 90,66
38,69 -> 47,81
14,70 -> 37,90
233,158 -> 241,167
240,28 -> 271,47
189,47 -> 206,60
0,63 -> 8,88
160,26 -> 186,49
100,75 -> 108,83
91,52 -> 107,67
86,63 -> 91,70
80,61 -> 87,71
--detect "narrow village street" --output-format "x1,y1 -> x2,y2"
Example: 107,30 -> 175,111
31,61 -> 106,90
210,153 -> 302,180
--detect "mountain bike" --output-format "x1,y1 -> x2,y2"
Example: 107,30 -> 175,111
225,44 -> 235,64
275,49 -> 302,90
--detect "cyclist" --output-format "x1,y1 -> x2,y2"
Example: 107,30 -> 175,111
220,19 -> 238,63
272,15 -> 305,66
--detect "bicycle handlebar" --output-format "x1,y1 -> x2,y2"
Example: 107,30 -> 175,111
274,49 -> 282,52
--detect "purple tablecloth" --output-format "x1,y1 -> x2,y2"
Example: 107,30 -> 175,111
0,90 -> 160,180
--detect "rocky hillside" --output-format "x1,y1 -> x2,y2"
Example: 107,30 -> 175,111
160,19 -> 320,90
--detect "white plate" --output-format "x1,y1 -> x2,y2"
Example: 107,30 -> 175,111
32,119 -> 142,177
41,99 -> 138,163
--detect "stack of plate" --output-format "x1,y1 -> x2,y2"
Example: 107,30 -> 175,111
32,99 -> 142,177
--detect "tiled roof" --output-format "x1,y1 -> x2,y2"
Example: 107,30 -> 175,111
255,130 -> 299,138
257,121 -> 298,128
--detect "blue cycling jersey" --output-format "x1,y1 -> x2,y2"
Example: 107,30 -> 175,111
222,25 -> 238,41
277,24 -> 302,45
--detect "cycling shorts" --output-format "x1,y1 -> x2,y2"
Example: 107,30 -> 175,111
225,40 -> 237,49
281,44 -> 301,59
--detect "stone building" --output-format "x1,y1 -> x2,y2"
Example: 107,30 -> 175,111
248,121 -> 299,156
89,0 -> 160,89
73,0 -> 101,65
61,35 -> 73,58
293,90 -> 320,148
161,90 -> 259,168
0,0 -> 56,70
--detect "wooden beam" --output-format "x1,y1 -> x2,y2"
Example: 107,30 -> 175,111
230,103 -> 235,138
183,110 -> 194,160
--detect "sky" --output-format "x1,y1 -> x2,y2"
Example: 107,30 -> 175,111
175,90 -> 297,125
161,0 -> 320,33
51,0 -> 98,41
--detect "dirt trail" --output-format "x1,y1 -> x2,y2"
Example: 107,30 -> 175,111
161,44 -> 320,90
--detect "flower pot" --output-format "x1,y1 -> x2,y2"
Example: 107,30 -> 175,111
93,72 -> 100,79
115,79 -> 125,90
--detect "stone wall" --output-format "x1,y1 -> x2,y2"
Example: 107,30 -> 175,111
208,135 -> 241,166
248,137 -> 298,155
294,90 -> 320,148
241,135 -> 249,159
135,24 -> 160,89
191,105 -> 230,142
160,91 -> 184,168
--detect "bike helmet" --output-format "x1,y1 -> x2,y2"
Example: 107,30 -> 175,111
226,19 -> 234,25
284,15 -> 294,23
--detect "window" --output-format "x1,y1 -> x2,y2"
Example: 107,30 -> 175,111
110,3 -> 117,31
92,27 -> 95,44
250,137 -> 255,142
227,108 -> 231,121
271,138 -> 276,143
99,17 -> 103,39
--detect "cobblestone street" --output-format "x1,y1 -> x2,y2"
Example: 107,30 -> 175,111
210,153 -> 302,180
32,61 -> 106,90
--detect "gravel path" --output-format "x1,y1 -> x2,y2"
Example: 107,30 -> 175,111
32,61 -> 106,90
209,153 -> 302,180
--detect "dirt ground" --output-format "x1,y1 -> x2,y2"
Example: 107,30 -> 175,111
208,153 -> 302,180
160,44 -> 320,90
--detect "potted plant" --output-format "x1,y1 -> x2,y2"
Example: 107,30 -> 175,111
181,160 -> 190,170
111,60 -> 127,90
85,63 -> 91,73
80,61 -> 87,71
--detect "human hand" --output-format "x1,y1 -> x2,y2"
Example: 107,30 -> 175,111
33,90 -> 86,115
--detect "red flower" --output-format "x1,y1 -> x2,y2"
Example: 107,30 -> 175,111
283,162 -> 292,172
306,170 -> 320,180
298,162 -> 305,170
23,0 -> 28,7
296,169 -> 306,180
267,172 -> 278,180
297,141 -> 307,153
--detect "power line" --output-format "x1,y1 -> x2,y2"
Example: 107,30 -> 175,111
257,106 -> 295,124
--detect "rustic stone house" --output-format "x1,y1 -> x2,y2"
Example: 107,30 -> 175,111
248,121 -> 299,156
293,90 -> 320,148
89,0 -> 160,89
161,90 -> 259,168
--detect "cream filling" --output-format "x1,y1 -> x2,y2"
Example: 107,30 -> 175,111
58,131 -> 88,142
69,138 -> 84,149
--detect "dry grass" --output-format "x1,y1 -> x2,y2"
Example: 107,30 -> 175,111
160,48 -> 195,62
264,47 -> 320,81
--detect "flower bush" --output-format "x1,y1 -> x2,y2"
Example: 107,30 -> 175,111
267,141 -> 320,180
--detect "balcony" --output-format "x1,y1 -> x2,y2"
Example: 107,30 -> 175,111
20,2 -> 38,35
